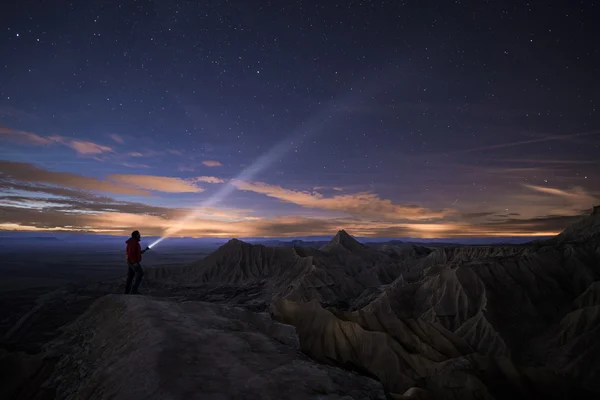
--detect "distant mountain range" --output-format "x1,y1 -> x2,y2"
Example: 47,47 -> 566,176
0,230 -> 552,246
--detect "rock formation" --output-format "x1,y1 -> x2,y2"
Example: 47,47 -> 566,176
44,295 -> 386,400
4,207 -> 600,399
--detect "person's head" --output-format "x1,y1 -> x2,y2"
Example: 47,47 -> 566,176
131,230 -> 141,240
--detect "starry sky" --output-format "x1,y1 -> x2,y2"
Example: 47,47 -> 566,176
0,0 -> 598,239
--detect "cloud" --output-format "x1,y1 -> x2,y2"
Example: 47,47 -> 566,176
0,125 -> 53,145
193,176 -> 225,184
119,162 -> 152,169
0,106 -> 39,121
107,174 -> 205,193
109,134 -> 125,144
0,160 -> 150,196
232,180 -> 453,221
0,161 -> 595,239
496,158 -> 600,165
460,130 -> 600,153
66,140 -> 113,154
202,160 -> 222,167
522,184 -> 598,215
1,125 -> 114,155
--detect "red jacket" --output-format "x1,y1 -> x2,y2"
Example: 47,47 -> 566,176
126,237 -> 142,263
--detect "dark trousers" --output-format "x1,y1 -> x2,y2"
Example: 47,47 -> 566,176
125,262 -> 144,294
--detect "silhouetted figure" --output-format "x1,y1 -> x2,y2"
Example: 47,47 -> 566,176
125,230 -> 148,294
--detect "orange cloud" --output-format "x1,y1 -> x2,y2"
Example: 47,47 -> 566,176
0,125 -> 53,145
202,160 -> 222,167
0,160 -> 593,239
67,140 -> 113,154
107,174 -> 205,193
232,180 -> 453,221
0,161 -> 150,196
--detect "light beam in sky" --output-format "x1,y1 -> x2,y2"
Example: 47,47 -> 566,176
148,73 -> 398,248
149,136 -> 303,248
149,106 -> 334,248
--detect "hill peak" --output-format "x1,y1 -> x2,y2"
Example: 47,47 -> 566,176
219,238 -> 250,250
330,230 -> 366,251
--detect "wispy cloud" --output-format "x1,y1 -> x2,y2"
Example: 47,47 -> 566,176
193,176 -> 225,184
507,183 -> 599,218
1,125 -> 114,155
0,161 -> 219,195
0,161 -> 595,239
107,174 -> 206,193
202,160 -> 222,167
0,125 -> 53,145
0,160 -> 150,196
0,106 -> 39,121
460,130 -> 600,153
496,158 -> 600,165
523,184 -> 597,205
109,134 -> 125,144
232,180 -> 453,221
65,140 -> 113,155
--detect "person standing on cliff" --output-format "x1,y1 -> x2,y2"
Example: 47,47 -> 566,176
125,230 -> 148,294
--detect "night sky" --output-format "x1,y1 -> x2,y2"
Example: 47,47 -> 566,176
0,0 -> 598,239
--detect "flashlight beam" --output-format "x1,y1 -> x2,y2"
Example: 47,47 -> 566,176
149,72 -> 393,248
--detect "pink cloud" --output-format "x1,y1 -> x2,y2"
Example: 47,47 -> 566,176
0,160 -> 150,196
1,125 -> 114,156
68,140 -> 113,155
202,160 -> 222,167
107,174 -> 205,193
109,134 -> 125,144
0,125 -> 53,145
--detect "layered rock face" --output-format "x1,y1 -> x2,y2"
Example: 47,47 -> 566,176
142,208 -> 600,398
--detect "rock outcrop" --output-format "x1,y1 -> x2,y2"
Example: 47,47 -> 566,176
45,295 -> 386,400
12,206 -> 599,399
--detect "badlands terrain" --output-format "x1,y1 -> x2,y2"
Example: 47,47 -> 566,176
1,207 -> 600,399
